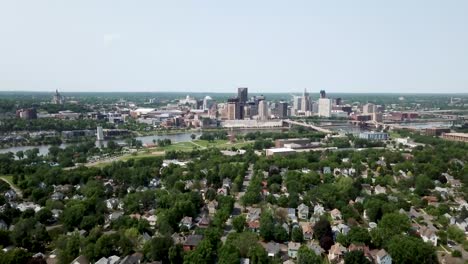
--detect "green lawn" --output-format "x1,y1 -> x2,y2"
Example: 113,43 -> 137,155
0,175 -> 20,193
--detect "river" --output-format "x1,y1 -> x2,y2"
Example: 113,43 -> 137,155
0,128 -> 288,156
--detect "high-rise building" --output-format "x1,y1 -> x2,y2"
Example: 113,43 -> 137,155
335,98 -> 342,106
203,96 -> 213,111
96,126 -> 104,141
237,87 -> 248,103
16,108 -> 37,120
301,88 -> 310,112
277,102 -> 288,118
363,103 -> 375,114
227,98 -> 241,120
292,96 -> 302,115
52,89 -> 65,105
318,98 -> 332,117
320,90 -> 326,99
258,99 -> 268,120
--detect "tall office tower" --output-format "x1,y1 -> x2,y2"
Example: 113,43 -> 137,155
227,98 -> 241,120
311,102 -> 319,113
363,103 -> 375,114
301,88 -> 311,112
237,87 -> 248,103
318,98 -> 332,117
203,96 -> 213,111
258,99 -> 268,120
320,90 -> 326,99
293,96 -> 302,115
52,89 -> 65,105
247,101 -> 257,117
96,126 -> 104,141
277,102 -> 288,118
335,98 -> 342,106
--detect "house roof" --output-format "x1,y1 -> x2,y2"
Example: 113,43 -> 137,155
184,235 -> 203,246
288,242 -> 301,250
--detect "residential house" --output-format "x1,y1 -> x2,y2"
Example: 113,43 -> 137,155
4,190 -> 17,201
71,255 -> 89,264
217,187 -> 228,196
198,215 -> 211,228
332,223 -> 350,237
183,235 -> 203,251
297,203 -> 309,220
307,241 -> 325,256
323,167 -> 332,174
288,242 -> 301,259
374,185 -> 387,195
374,249 -> 392,264
288,208 -> 297,222
248,220 -> 260,232
95,256 -> 120,264
330,208 -> 342,221
120,253 -> 143,264
179,216 -> 193,230
222,178 -> 232,189
266,242 -> 280,257
207,200 -> 218,215
313,204 -> 326,216
348,244 -> 372,262
106,198 -> 123,210
328,243 -> 347,264
247,208 -> 262,222
108,211 -> 124,222
300,222 -> 313,240
419,226 -> 438,246
142,215 -> 157,227
51,192 -> 65,201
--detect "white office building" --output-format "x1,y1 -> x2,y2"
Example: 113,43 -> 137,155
318,98 -> 332,117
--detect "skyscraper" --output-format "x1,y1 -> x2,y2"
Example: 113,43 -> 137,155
227,98 -> 241,120
277,102 -> 288,118
237,87 -> 248,103
301,88 -> 310,112
318,90 -> 331,117
258,99 -> 268,120
292,96 -> 302,115
318,98 -> 332,117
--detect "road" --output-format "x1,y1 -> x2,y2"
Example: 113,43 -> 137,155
221,163 -> 253,243
0,176 -> 23,199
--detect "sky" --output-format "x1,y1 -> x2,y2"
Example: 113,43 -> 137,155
0,0 -> 467,94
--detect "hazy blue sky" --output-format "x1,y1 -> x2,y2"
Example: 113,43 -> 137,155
0,0 -> 467,93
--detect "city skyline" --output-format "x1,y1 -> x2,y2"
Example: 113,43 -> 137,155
1,1 -> 468,93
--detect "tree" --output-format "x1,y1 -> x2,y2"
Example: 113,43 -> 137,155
62,203 -> 86,230
259,212 -> 275,241
344,250 -> 371,264
387,235 -> 437,264
0,248 -> 32,264
36,208 -> 53,224
319,235 -> 334,251
168,244 -> 184,264
378,212 -> 410,236
218,243 -> 240,264
297,245 -> 321,264
143,236 -> 174,262
191,134 -> 196,140
57,234 -> 81,264
16,150 -> 24,160
232,215 -> 246,233
313,218 -> 332,240
447,225 -> 465,243
346,227 -> 371,246
292,226 -> 304,242
274,225 -> 289,242
11,218 -> 49,252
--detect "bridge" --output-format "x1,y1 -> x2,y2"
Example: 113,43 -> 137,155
283,119 -> 334,134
